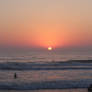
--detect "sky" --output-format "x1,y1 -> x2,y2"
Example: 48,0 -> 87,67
0,0 -> 92,51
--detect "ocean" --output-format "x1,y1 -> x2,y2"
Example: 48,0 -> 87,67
0,50 -> 92,92
0,50 -> 92,63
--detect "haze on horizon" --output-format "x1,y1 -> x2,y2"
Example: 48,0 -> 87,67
0,0 -> 92,51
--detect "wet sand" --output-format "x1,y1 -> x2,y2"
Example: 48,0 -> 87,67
0,89 -> 88,92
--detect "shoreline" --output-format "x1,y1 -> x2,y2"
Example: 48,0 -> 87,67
0,89 -> 88,92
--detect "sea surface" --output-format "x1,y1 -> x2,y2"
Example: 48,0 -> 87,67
0,51 -> 92,92
0,50 -> 92,63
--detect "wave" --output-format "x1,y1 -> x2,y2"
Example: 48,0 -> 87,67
0,60 -> 92,70
0,79 -> 92,90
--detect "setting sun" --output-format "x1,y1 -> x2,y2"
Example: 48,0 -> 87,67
48,47 -> 52,51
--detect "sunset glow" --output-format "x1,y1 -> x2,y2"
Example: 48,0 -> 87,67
0,0 -> 92,50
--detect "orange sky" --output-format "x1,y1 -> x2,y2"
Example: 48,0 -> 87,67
0,0 -> 92,49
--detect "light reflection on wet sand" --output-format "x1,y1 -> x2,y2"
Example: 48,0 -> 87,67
0,89 -> 88,92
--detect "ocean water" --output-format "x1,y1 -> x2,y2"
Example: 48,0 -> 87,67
0,69 -> 91,92
0,70 -> 91,92
0,51 -> 92,92
0,50 -> 92,63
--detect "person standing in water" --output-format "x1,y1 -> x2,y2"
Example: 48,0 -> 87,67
14,73 -> 17,79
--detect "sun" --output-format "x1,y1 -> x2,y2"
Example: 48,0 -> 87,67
48,47 -> 52,51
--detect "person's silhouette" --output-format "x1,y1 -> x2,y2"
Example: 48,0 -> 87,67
14,73 -> 17,79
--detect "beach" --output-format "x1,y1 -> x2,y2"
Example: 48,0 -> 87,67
0,89 -> 88,92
